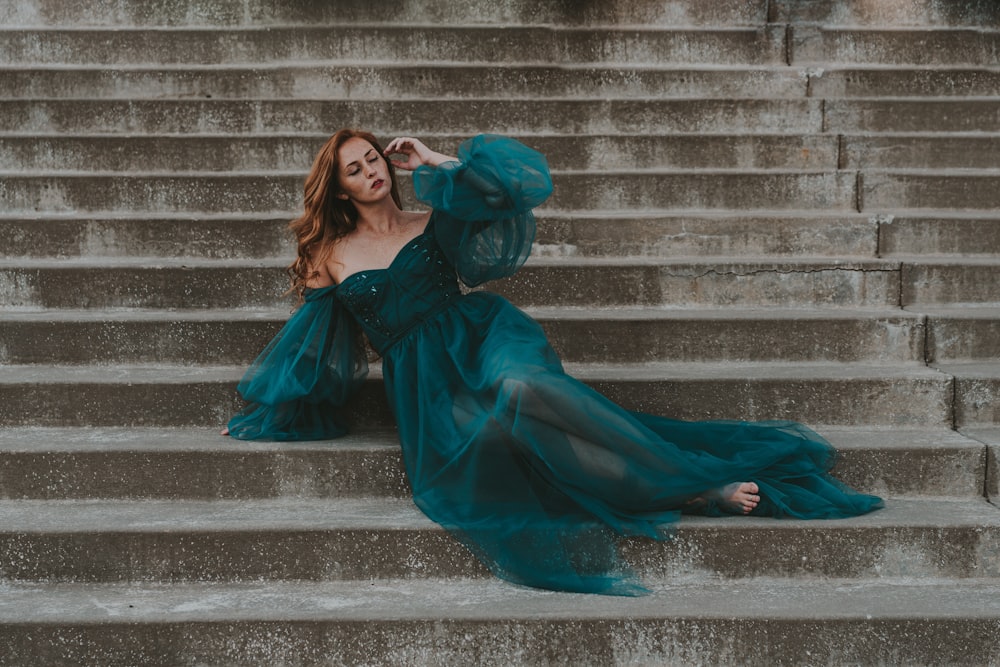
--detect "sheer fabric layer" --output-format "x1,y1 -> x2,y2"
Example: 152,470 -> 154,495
227,285 -> 367,441
229,134 -> 883,596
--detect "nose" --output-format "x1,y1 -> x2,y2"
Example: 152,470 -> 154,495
364,161 -> 377,177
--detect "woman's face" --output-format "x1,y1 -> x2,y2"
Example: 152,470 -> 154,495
336,137 -> 392,205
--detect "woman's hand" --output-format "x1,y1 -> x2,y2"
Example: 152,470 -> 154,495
384,137 -> 457,171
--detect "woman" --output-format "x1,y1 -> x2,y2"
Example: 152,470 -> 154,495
225,131 -> 883,595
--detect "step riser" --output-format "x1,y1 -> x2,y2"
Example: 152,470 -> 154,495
0,135 -> 841,172
11,99 -> 992,136
845,136 -> 1000,170
1,0 -> 770,27
880,216 -> 1000,256
0,315 -> 927,365
0,27 -> 788,66
0,444 -> 982,500
0,375 -> 953,428
0,522 -> 995,582
0,99 -> 825,134
902,264 -> 1000,305
863,173 -> 1000,211
0,215 -> 879,260
18,68 -> 1000,103
791,27 -> 1000,65
0,67 -> 808,100
0,264 -> 900,309
502,264 -> 900,308
2,617 -> 998,667
825,99 -> 1000,133
810,69 -> 1000,98
928,318 -> 1000,361
772,0 -> 1000,27
0,218 -> 293,260
955,376 -> 1000,426
0,173 -> 859,214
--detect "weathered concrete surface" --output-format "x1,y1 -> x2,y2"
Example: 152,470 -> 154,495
962,426 -> 1000,499
938,362 -> 1000,426
0,362 -> 955,428
862,172 -> 1000,211
920,306 -> 1000,361
879,214 -> 1000,256
0,25 -> 788,66
0,257 -> 900,309
901,259 -> 1000,305
0,215 -> 292,260
0,134 -> 841,172
772,0 -> 1000,27
0,306 -> 925,365
1,0 -> 771,28
0,65 -> 810,100
811,68 -> 1000,98
534,211 -> 878,257
791,26 -> 1000,65
501,258 -> 899,308
844,135 -> 1000,170
825,99 -> 1000,133
0,498 -> 995,582
0,171 -> 859,214
0,579 -> 999,666
0,426 -> 983,500
2,1 -> 1000,664
0,98 -> 826,134
0,211 -> 876,260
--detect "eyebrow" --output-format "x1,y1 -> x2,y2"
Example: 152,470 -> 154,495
344,148 -> 376,169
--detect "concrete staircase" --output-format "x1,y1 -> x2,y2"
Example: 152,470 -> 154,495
1,0 -> 999,663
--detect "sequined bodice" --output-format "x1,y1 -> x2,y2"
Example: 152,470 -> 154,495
336,217 -> 461,354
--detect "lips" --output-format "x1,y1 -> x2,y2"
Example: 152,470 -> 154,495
371,179 -> 384,190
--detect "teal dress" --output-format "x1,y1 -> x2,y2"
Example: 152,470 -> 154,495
228,135 -> 883,596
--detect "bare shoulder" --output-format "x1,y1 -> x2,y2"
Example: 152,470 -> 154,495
405,209 -> 433,232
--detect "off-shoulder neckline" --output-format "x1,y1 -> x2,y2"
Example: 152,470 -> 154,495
332,212 -> 437,290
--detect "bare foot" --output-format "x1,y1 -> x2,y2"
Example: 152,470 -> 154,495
220,427 -> 229,436
715,482 -> 760,515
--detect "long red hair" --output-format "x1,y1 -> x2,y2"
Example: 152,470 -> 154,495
287,129 -> 402,299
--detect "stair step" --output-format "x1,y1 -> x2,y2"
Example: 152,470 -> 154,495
503,258 -> 900,308
920,305 -> 1000,361
0,362 -> 953,428
1,0 -> 771,28
0,497 -> 994,583
791,26 -> 1000,66
0,257 -> 901,309
938,361 -> 1000,427
811,68 -> 1000,98
772,0 -> 1000,27
0,26 -> 788,66
825,98 -> 1000,132
901,257 -> 1000,305
0,307 -> 926,365
0,211 -> 879,260
0,426 -> 984,500
862,171 -> 1000,211
5,132 -> 998,180
843,134 -> 1000,169
0,170 -> 859,214
964,426 -> 1000,498
0,133 -> 842,172
0,65 -> 809,100
0,98 -> 825,134
1,577 -> 998,665
880,213 -> 1000,255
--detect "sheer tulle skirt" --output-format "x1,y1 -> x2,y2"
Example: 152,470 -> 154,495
382,292 -> 883,595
